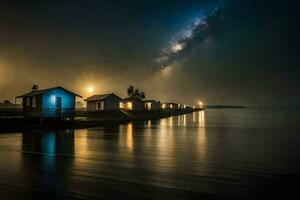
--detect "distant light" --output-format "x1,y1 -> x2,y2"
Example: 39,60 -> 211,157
86,85 -> 94,94
198,101 -> 204,108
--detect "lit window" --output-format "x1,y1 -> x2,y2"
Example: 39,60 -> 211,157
145,102 -> 151,110
50,95 -> 56,104
127,102 -> 132,110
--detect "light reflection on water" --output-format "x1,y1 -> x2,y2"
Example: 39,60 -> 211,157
126,123 -> 133,152
198,110 -> 205,127
0,109 -> 300,199
74,129 -> 88,156
119,122 -> 134,153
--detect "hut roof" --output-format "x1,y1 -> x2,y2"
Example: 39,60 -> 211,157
16,86 -> 82,98
143,100 -> 160,103
85,93 -> 121,101
121,96 -> 143,102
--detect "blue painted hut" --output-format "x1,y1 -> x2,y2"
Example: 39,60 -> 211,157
16,87 -> 82,118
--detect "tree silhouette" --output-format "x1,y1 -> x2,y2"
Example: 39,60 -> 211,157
134,89 -> 140,97
32,84 -> 39,91
126,86 -> 146,100
140,92 -> 146,100
127,86 -> 134,97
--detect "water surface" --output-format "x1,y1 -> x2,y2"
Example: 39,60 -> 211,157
0,108 -> 300,199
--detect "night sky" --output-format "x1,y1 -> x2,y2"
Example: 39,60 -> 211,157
1,0 -> 300,105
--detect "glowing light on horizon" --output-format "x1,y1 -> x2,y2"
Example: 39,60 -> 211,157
198,101 -> 204,108
86,85 -> 94,94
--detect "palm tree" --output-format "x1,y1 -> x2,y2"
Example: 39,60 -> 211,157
126,86 -> 146,100
134,89 -> 140,98
140,92 -> 145,100
127,86 -> 134,97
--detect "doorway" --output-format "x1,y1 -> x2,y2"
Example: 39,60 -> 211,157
55,96 -> 62,115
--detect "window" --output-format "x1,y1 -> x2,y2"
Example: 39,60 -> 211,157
127,102 -> 132,110
32,96 -> 36,107
145,102 -> 152,110
120,102 -> 132,110
96,101 -> 104,110
26,97 -> 30,106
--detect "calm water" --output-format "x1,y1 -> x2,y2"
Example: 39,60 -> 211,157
0,108 -> 300,199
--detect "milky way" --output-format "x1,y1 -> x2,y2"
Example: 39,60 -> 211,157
155,4 -> 224,76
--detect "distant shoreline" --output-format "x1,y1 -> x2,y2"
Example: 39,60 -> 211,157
205,105 -> 246,109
